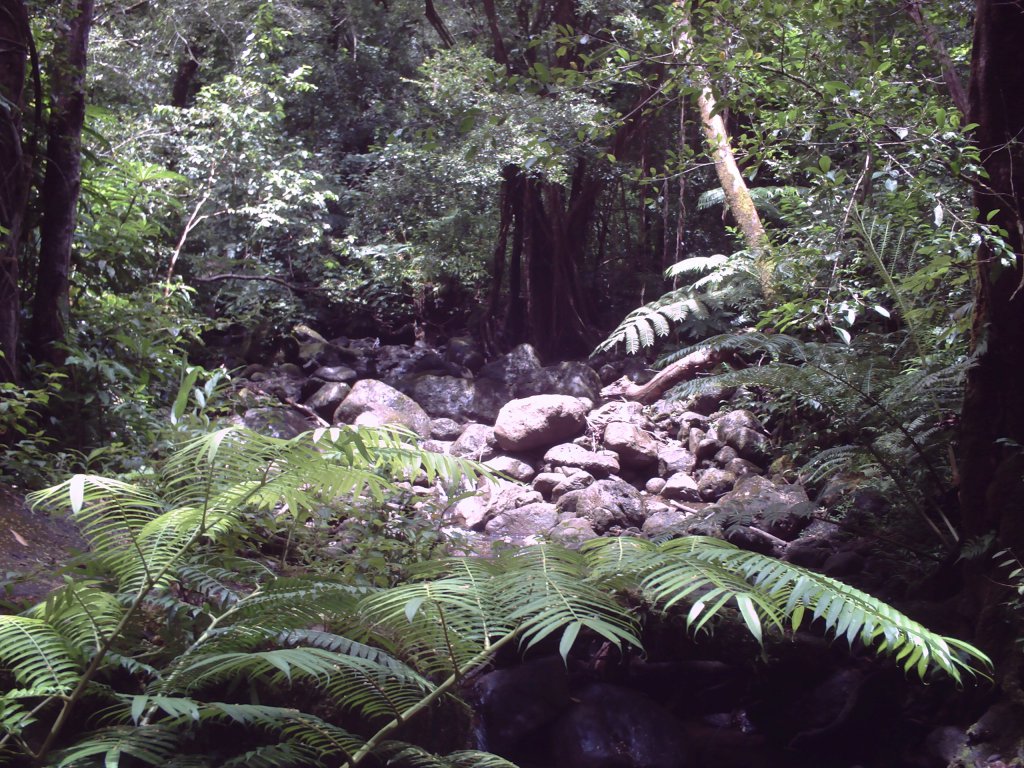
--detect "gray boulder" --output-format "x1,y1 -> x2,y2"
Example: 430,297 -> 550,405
659,444 -> 697,476
662,472 -> 701,503
713,474 -> 813,540
697,468 -> 737,501
451,424 -> 500,461
515,361 -> 603,402
304,381 -> 352,421
544,443 -> 620,476
311,365 -> 357,383
238,407 -> 311,440
485,456 -> 536,482
549,518 -> 599,547
333,379 -> 432,437
402,374 -> 509,423
603,422 -> 661,468
573,478 -> 647,534
588,401 -> 651,430
484,502 -> 559,542
493,395 -> 589,452
642,508 -> 695,538
551,470 -> 595,501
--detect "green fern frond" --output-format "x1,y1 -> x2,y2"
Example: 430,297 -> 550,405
381,742 -> 521,768
54,724 -> 181,767
27,582 -> 124,658
0,616 -> 82,695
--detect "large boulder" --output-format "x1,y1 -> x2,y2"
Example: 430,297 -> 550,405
716,409 -> 772,466
493,395 -> 590,452
401,374 -> 509,423
587,401 -> 651,431
484,502 -> 559,542
603,422 -> 661,468
712,474 -> 814,540
478,343 -> 543,384
333,379 -> 432,437
573,478 -> 647,534
238,407 -> 311,440
551,684 -> 690,768
515,361 -> 603,402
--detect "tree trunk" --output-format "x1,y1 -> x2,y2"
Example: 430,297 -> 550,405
29,0 -> 93,364
676,1 -> 771,295
905,0 -> 969,117
0,0 -> 32,384
959,0 -> 1024,701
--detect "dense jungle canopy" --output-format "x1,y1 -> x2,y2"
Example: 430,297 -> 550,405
2,0 -> 1024,766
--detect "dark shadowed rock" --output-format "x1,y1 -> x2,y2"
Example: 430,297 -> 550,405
479,343 -> 543,383
515,361 -> 603,402
533,472 -> 568,499
238,407 -> 311,439
402,374 -> 509,423
493,395 -> 589,452
551,684 -> 689,768
333,379 -> 431,437
304,381 -> 352,420
473,657 -> 570,757
712,475 -> 813,540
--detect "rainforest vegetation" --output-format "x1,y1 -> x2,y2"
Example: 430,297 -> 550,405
1,0 -> 1024,765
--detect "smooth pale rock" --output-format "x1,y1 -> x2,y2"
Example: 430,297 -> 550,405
311,365 -> 357,383
334,379 -> 431,437
544,443 -> 620,476
662,472 -> 701,502
430,417 -> 464,440
695,437 -> 724,462
603,421 -> 661,468
646,477 -> 667,494
450,423 -> 500,461
485,455 -> 536,482
421,439 -> 452,454
446,494 -> 489,529
493,395 -> 589,452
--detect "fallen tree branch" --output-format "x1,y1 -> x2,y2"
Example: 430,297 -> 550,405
600,347 -> 728,404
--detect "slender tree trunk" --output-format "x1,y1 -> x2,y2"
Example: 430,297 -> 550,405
959,0 -> 1024,702
905,0 -> 969,117
29,0 -> 93,364
676,1 -> 771,294
0,0 -> 32,384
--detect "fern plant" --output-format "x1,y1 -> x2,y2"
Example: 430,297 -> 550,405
660,331 -> 964,545
0,425 -> 990,767
593,252 -> 762,355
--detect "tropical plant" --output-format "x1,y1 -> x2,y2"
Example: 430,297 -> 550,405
0,424 -> 990,767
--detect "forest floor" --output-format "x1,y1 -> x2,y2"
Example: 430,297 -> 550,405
0,484 -> 85,608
